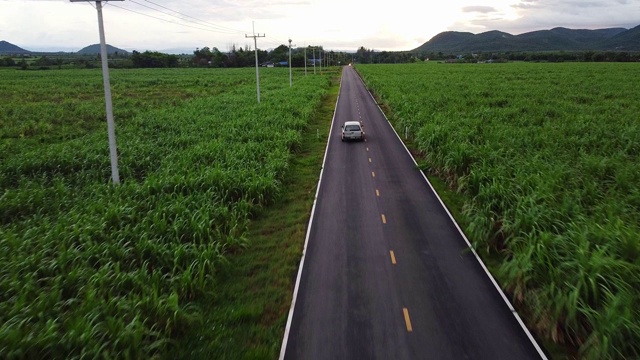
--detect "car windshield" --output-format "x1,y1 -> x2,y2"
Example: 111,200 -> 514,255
345,125 -> 360,131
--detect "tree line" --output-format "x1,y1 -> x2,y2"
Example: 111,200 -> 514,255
0,45 -> 352,69
1,46 -> 637,69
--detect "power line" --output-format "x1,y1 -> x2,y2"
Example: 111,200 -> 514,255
108,2 -> 239,35
267,35 -> 290,47
127,0 -> 237,34
139,0 -> 248,34
106,0 -> 248,36
263,38 -> 287,49
89,0 -> 298,52
94,1 -> 301,54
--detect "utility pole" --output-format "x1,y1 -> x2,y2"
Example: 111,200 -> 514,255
312,47 -> 316,75
304,45 -> 307,76
288,38 -> 295,87
70,0 -> 121,185
246,22 -> 265,103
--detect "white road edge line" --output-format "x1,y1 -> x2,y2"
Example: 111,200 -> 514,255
354,69 -> 549,360
278,72 -> 343,360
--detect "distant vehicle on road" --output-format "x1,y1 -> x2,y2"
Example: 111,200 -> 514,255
341,121 -> 365,142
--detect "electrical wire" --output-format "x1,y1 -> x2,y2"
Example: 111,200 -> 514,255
125,0 -> 238,34
100,1 -> 293,51
108,3 -> 234,34
140,0 -> 248,34
105,0 -> 250,36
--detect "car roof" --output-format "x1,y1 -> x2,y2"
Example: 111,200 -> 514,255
344,121 -> 361,126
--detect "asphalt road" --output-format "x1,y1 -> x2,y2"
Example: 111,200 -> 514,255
280,66 -> 547,360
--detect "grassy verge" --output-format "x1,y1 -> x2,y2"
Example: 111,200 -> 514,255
174,70 -> 341,359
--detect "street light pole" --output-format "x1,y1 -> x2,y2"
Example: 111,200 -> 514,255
288,38 -> 295,87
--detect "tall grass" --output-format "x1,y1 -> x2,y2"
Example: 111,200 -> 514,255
358,62 -> 640,359
0,67 -> 330,358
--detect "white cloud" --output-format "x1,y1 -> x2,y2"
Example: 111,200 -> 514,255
462,6 -> 498,13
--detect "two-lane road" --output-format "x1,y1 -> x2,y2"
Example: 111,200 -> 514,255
281,66 -> 546,360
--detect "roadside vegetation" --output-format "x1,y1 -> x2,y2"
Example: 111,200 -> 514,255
0,44 -> 349,70
356,62 -> 640,359
0,67 -> 335,358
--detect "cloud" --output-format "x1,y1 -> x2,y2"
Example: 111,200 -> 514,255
452,0 -> 640,35
462,6 -> 497,13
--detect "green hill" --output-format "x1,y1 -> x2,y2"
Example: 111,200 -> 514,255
600,24 -> 640,50
413,26 -> 638,53
76,44 -> 129,55
0,40 -> 31,55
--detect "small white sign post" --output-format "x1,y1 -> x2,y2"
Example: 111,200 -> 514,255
70,0 -> 122,185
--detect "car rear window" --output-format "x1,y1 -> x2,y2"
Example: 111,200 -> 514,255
345,125 -> 361,131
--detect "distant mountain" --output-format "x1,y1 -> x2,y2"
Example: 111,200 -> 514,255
413,26 -> 639,53
0,40 -> 31,55
0,41 -> 130,55
599,24 -> 640,50
76,44 -> 129,55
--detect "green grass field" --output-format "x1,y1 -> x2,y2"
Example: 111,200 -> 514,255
357,62 -> 640,359
4,61 -> 638,359
0,67 -> 335,358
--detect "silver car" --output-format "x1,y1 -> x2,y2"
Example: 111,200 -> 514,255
341,121 -> 365,142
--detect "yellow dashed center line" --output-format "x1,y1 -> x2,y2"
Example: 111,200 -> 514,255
390,251 -> 396,264
381,214 -> 386,224
376,189 -> 380,197
369,158 -> 372,163
403,308 -> 413,332
372,171 -> 375,178
366,147 -> 369,151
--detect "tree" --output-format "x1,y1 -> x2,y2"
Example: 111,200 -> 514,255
34,56 -> 55,67
18,58 -> 28,70
355,46 -> 372,64
131,50 -> 178,68
268,44 -> 289,63
0,57 -> 16,67
193,47 -> 213,66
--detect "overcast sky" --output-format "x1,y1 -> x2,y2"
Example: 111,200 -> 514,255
1,0 -> 638,53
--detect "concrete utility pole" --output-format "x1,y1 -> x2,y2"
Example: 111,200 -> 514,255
288,38 -> 295,87
312,47 -> 316,75
304,46 -> 307,75
246,22 -> 265,103
70,0 -> 121,185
